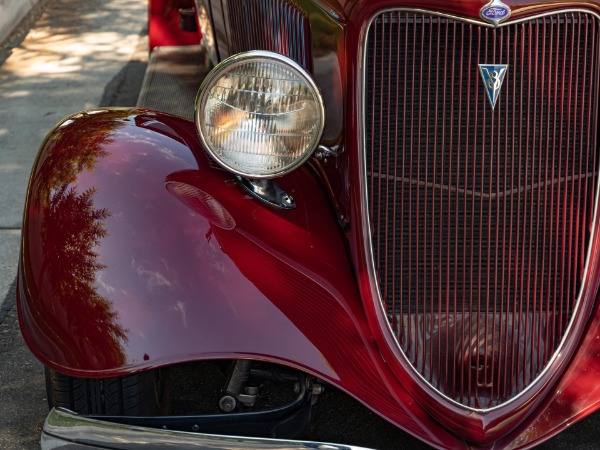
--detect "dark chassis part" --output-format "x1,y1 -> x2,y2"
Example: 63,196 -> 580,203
45,361 -> 319,439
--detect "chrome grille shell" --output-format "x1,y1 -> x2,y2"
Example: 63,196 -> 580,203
361,9 -> 600,411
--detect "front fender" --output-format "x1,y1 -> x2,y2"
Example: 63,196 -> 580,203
18,107 -> 357,376
17,109 -> 463,447
17,108 -> 464,447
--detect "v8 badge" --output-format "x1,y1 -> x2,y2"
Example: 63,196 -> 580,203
479,64 -> 508,110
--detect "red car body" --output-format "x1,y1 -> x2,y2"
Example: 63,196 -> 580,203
18,0 -> 600,448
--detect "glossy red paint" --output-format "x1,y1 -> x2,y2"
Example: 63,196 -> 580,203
18,108 -> 462,447
338,0 -> 600,446
18,0 -> 600,448
20,108 -> 350,377
18,105 -> 600,448
149,0 -> 200,49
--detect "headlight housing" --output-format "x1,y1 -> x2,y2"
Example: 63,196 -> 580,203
195,51 -> 325,178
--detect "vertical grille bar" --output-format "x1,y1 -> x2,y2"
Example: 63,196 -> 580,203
225,0 -> 311,68
365,11 -> 600,408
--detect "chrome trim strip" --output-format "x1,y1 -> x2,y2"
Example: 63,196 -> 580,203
42,408 -> 373,450
364,7 -> 600,29
359,7 -> 600,413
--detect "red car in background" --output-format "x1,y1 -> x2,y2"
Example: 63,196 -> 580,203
18,0 -> 600,448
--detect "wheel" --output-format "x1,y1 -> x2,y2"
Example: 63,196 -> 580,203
45,367 -> 170,415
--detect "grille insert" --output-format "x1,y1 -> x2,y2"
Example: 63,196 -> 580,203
364,11 -> 600,408
225,0 -> 311,68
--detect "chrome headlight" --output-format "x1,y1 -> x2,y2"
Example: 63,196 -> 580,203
195,51 -> 325,178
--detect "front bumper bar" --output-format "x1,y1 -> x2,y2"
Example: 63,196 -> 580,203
42,408 -> 374,450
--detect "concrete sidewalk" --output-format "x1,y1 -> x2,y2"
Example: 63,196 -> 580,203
0,0 -> 147,342
0,1 -> 148,447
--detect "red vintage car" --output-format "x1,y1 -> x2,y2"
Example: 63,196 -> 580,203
18,0 -> 600,448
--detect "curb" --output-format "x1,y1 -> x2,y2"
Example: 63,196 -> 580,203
0,0 -> 40,44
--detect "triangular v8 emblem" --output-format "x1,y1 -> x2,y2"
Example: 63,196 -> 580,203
479,64 -> 508,110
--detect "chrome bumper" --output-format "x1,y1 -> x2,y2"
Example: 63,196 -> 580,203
42,408 -> 374,450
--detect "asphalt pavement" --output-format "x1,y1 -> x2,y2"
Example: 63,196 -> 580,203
1,1 -> 600,449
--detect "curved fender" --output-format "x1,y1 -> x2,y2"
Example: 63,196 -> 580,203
18,108 -> 354,376
17,108 -> 461,448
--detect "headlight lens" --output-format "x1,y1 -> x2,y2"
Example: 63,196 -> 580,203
195,51 -> 325,178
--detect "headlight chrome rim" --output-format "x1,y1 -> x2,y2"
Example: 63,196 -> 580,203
195,50 -> 325,179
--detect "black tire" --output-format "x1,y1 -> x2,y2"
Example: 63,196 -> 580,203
45,367 -> 170,415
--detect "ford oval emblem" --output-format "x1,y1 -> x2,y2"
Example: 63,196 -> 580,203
480,0 -> 511,26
